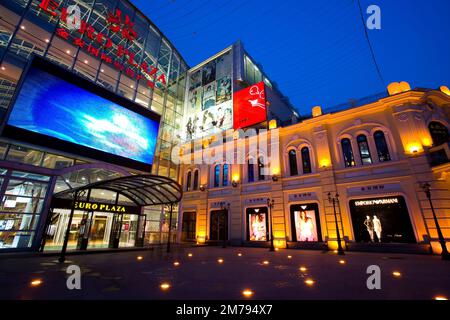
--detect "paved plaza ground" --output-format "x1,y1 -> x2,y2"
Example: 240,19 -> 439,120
0,246 -> 449,300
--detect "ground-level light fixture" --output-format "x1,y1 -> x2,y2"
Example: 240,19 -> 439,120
287,255 -> 292,259
242,289 -> 254,298
262,260 -> 269,265
173,261 -> 180,266
237,253 -> 242,257
304,279 -> 315,286
137,256 -> 143,261
30,279 -> 43,287
188,253 -> 193,257
339,260 -> 346,265
160,283 -> 170,290
217,258 -> 224,264
392,271 -> 402,277
299,266 -> 307,272
434,296 -> 448,300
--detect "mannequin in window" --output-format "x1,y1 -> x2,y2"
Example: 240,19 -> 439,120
373,215 -> 382,242
298,211 -> 315,241
251,214 -> 266,241
364,215 -> 374,242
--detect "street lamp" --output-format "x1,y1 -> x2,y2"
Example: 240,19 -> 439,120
267,198 -> 275,252
327,192 -> 345,255
422,183 -> 450,260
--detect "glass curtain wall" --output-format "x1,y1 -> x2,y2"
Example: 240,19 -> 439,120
0,0 -> 188,181
0,168 -> 51,249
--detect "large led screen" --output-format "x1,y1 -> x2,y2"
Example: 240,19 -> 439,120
6,63 -> 159,167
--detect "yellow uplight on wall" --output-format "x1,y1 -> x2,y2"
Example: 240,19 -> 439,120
407,143 -> 422,154
440,85 -> 450,96
272,167 -> 280,175
232,174 -> 240,183
320,159 -> 330,168
421,138 -> 432,147
269,119 -> 277,129
197,234 -> 206,244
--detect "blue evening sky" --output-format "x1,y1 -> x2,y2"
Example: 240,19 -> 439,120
132,0 -> 450,116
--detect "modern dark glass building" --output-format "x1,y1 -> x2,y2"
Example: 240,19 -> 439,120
0,0 -> 188,251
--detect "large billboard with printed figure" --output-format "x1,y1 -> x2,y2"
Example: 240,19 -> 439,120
3,58 -> 160,171
233,81 -> 267,129
183,50 -> 233,141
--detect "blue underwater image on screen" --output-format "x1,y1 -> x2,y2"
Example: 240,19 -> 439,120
7,67 -> 159,165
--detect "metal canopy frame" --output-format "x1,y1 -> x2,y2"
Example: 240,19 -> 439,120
53,174 -> 183,206
49,174 -> 182,262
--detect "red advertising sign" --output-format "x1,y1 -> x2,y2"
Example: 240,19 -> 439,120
233,81 -> 267,129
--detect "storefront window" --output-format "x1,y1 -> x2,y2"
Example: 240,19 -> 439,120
349,196 -> 416,243
290,203 -> 322,242
247,207 -> 268,241
0,170 -> 50,250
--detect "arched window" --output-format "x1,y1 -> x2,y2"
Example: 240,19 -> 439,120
288,150 -> 298,176
222,164 -> 229,186
341,138 -> 355,167
258,156 -> 265,181
301,147 -> 312,174
193,170 -> 199,190
374,131 -> 391,162
186,171 -> 192,191
248,159 -> 255,182
214,165 -> 220,187
429,122 -> 449,146
357,135 -> 372,165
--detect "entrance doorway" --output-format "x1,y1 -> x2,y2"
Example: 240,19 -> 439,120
181,212 -> 196,241
209,210 -> 228,241
349,196 -> 416,243
44,209 -> 140,251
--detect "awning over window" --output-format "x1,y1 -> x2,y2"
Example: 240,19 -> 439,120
53,174 -> 182,206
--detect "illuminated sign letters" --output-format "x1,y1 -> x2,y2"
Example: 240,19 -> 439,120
74,201 -> 137,214
354,198 -> 399,206
38,0 -> 166,89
